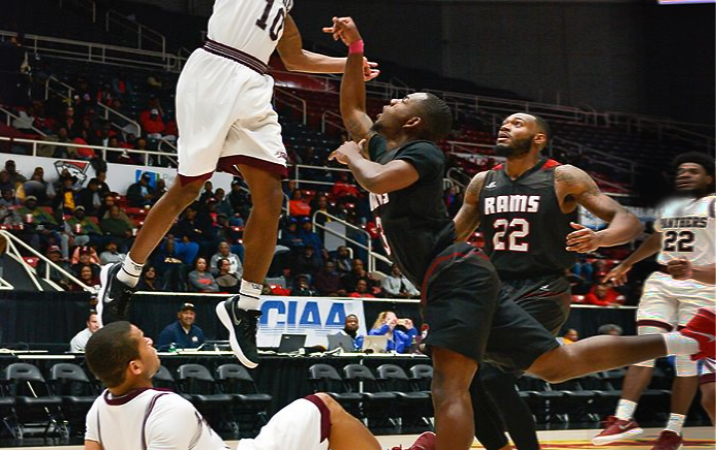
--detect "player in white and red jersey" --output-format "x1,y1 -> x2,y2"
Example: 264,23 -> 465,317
593,151 -> 715,449
83,322 -> 435,450
97,0 -> 380,369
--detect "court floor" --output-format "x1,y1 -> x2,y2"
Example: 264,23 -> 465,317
3,427 -> 714,450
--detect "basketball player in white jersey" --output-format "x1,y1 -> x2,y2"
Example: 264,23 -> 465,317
83,322 -> 435,450
593,152 -> 716,449
97,0 -> 380,369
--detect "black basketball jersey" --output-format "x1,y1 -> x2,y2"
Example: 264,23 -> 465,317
477,158 -> 577,280
368,135 -> 456,286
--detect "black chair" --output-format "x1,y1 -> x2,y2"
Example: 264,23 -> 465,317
4,363 -> 66,439
600,368 -> 670,422
516,373 -> 565,424
176,364 -> 235,432
547,377 -> 597,423
376,364 -> 433,431
0,383 -> 17,438
409,364 -> 433,393
215,364 -> 272,437
308,364 -> 363,417
579,372 -> 622,420
48,363 -> 98,436
343,364 -> 398,431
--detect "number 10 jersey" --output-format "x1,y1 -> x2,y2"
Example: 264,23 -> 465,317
655,194 -> 715,267
478,158 -> 577,280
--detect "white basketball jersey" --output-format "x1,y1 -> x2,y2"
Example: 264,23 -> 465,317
208,0 -> 294,64
655,194 -> 715,266
85,388 -> 228,450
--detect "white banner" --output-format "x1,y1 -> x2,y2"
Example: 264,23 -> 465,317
3,154 -> 234,195
257,296 -> 367,348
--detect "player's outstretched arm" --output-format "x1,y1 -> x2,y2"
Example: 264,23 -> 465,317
329,141 -> 418,194
277,15 -> 346,73
557,165 -> 643,253
453,171 -> 487,241
603,231 -> 662,286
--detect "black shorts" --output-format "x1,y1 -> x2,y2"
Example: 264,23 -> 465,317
421,243 -> 559,371
500,274 -> 572,335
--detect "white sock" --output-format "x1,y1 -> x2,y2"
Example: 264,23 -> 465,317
117,254 -> 143,288
663,332 -> 699,356
615,399 -> 637,420
664,413 -> 686,435
237,279 -> 262,311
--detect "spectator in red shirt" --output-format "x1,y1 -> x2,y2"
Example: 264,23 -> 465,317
139,108 -> 165,139
348,279 -> 376,298
331,172 -> 360,198
584,282 -> 625,307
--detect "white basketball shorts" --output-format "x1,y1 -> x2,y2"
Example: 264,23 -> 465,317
636,271 -> 715,330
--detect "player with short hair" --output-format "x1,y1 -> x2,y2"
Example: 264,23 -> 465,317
324,16 -> 714,450
97,1 -> 379,369
592,151 -> 715,449
83,322 -> 435,450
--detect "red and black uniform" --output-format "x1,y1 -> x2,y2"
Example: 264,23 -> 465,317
369,135 -> 557,368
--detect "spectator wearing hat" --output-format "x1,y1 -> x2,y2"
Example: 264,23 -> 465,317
292,274 -> 319,297
209,241 -> 242,277
72,246 -> 101,280
126,172 -> 155,208
157,303 -> 205,351
100,205 -> 134,253
67,206 -> 102,247
187,257 -> 219,293
37,245 -> 73,290
99,240 -> 126,265
139,107 -> 165,140
52,173 -> 80,214
77,178 -> 103,216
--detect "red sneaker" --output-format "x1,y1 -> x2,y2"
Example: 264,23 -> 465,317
591,415 -> 643,445
650,430 -> 683,450
680,307 -> 716,361
392,432 -> 436,450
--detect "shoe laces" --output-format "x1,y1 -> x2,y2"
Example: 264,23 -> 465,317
241,310 -> 262,343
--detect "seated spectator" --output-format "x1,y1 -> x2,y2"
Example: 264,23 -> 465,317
331,172 -> 360,199
215,257 -> 240,293
198,181 -> 214,205
187,257 -> 219,293
77,178 -> 103,216
5,160 -> 27,185
126,172 -> 155,208
156,303 -> 205,351
72,246 -> 101,279
0,188 -> 18,207
153,238 -> 188,291
368,311 -> 417,354
334,314 -> 364,350
66,206 -> 102,247
26,166 -> 56,204
174,205 -> 214,256
100,205 -> 133,253
0,171 -> 14,193
214,188 -> 234,218
299,217 -> 325,260
52,173 -> 79,214
279,218 -> 304,251
334,245 -> 352,275
341,258 -> 374,293
99,240 -> 125,265
381,264 -> 419,299
37,245 -> 72,290
17,195 -> 66,255
292,245 -> 322,278
584,282 -> 625,307
349,279 -> 376,298
289,189 -> 311,216
228,178 -> 252,219
69,311 -> 100,352
139,108 -> 165,139
560,328 -> 579,345
314,261 -> 342,296
73,263 -> 100,290
136,265 -> 159,291
292,273 -> 319,296
209,241 -> 242,277
70,244 -> 101,266
598,323 -> 624,336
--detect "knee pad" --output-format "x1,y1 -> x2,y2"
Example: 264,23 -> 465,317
675,355 -> 699,377
634,326 -> 668,368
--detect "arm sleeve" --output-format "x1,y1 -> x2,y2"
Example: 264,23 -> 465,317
381,277 -> 399,296
84,401 -> 100,443
70,334 -> 83,352
369,324 -> 391,336
395,142 -> 443,181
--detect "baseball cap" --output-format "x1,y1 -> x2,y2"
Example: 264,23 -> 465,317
207,197 -> 218,204
179,302 -> 195,312
25,195 -> 37,202
47,245 -> 61,254
75,205 -> 85,212
150,108 -> 159,115
141,172 -> 152,180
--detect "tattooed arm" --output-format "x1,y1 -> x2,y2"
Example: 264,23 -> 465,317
557,165 -> 643,253
453,171 -> 487,241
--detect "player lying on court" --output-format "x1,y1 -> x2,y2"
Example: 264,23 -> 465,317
83,322 -> 435,450
323,16 -> 716,450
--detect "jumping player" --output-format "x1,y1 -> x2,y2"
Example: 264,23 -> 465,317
592,152 -> 715,449
324,16 -> 714,450
97,1 -> 379,369
83,322 -> 435,450
452,112 -> 643,450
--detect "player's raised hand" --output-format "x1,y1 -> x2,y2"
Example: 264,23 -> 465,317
602,263 -> 632,286
322,16 -> 362,46
566,222 -> 603,253
363,58 -> 380,81
666,258 -> 693,281
328,139 -> 365,165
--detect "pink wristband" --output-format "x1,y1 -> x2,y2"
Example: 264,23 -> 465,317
348,40 -> 364,55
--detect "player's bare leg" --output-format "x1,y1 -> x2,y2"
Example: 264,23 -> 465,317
316,393 -> 381,450
432,347 -> 478,450
701,381 -> 715,424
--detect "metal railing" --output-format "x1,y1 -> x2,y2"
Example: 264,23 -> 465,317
0,230 -> 94,293
291,164 -> 352,190
274,88 -> 307,125
321,110 -> 345,134
105,9 -> 166,54
311,211 -> 392,275
96,102 -> 141,137
44,76 -> 75,101
0,107 -> 47,137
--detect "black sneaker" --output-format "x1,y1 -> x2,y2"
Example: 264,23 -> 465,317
216,296 -> 261,368
97,262 -> 135,327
